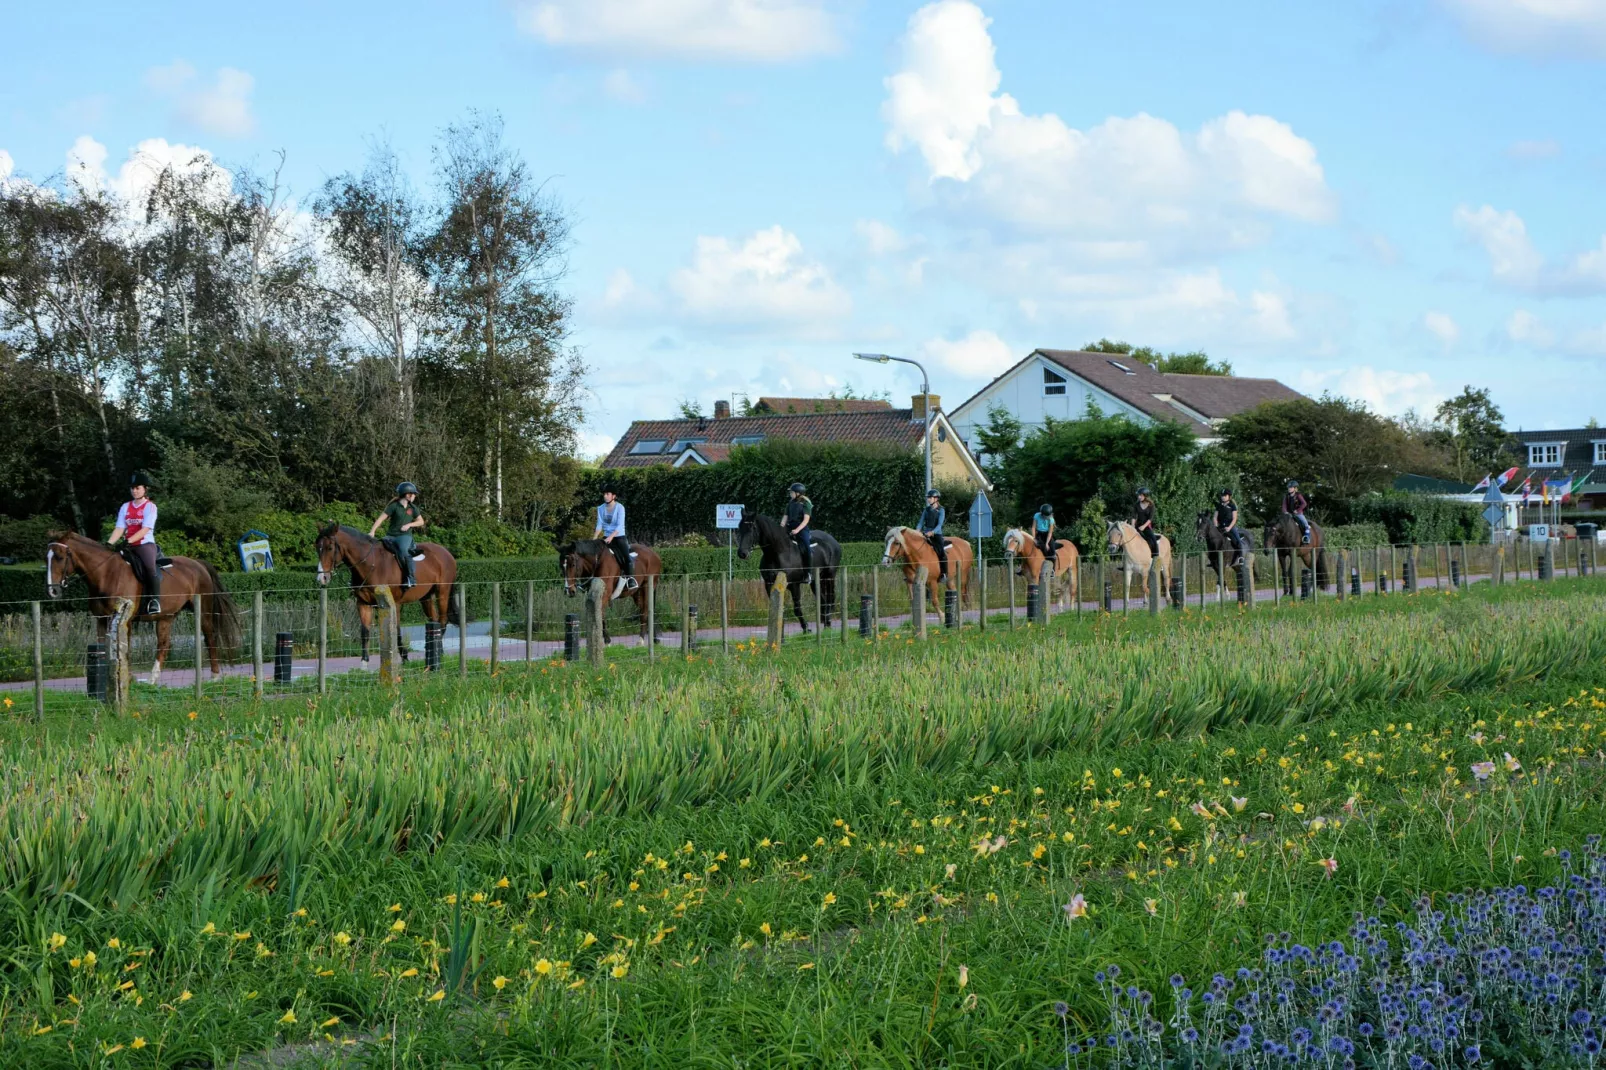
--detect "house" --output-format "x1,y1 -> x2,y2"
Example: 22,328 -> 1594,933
601,395 -> 992,488
1509,428 -> 1606,513
947,348 -> 1305,459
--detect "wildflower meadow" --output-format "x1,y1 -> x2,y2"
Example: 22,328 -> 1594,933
1,577 -> 1604,1067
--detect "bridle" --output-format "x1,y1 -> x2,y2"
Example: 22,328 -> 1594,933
1107,521 -> 1140,558
881,527 -> 911,567
45,541 -> 73,599
316,528 -> 387,587
561,548 -> 600,596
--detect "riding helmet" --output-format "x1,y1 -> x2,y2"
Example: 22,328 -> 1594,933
926,488 -> 941,499
790,482 -> 807,494
395,481 -> 419,497
1136,486 -> 1151,497
600,486 -> 617,497
1218,487 -> 1233,498
1039,503 -> 1053,515
129,471 -> 151,489
1286,478 -> 1300,488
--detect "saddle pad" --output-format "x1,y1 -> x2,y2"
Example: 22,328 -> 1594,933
157,558 -> 174,569
412,553 -> 426,561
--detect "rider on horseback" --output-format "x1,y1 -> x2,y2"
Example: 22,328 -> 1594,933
1214,488 -> 1246,559
370,482 -> 425,589
786,483 -> 814,569
108,472 -> 161,615
1132,487 -> 1161,559
1032,503 -> 1055,557
918,488 -> 948,581
1282,479 -> 1311,544
593,487 -> 637,590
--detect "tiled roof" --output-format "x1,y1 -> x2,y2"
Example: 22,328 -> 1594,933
1034,350 -> 1304,434
754,396 -> 893,414
603,410 -> 927,468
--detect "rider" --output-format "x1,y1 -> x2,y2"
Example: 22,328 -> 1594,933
918,488 -> 948,581
592,487 -> 636,590
1214,488 -> 1246,558
1032,503 -> 1056,557
1282,479 -> 1311,544
370,482 -> 426,589
108,472 -> 161,615
786,483 -> 814,568
1132,487 -> 1161,559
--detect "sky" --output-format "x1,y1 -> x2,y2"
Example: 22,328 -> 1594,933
4,0 -> 1606,457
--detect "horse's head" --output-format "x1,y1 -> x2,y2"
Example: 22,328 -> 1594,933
1105,520 -> 1125,558
1002,529 -> 1024,558
45,534 -> 76,599
736,513 -> 756,560
881,526 -> 906,566
557,542 -> 594,596
314,522 -> 343,586
1195,511 -> 1212,542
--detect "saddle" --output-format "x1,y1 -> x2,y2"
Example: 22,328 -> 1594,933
379,537 -> 427,562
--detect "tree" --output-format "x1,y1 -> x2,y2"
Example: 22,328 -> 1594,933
676,399 -> 705,419
1000,410 -> 1196,529
1430,386 -> 1517,483
972,404 -> 1023,479
1083,338 -> 1233,376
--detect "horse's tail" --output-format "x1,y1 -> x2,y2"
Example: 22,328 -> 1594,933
445,580 -> 461,626
202,562 -> 242,658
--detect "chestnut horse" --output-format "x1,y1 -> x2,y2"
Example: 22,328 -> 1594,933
1002,527 -> 1080,610
1105,520 -> 1172,602
882,526 -> 973,613
45,531 -> 241,684
558,540 -> 663,643
1263,513 -> 1329,593
315,523 -> 458,665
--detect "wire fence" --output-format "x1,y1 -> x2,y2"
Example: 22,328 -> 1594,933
2,537 -> 1599,717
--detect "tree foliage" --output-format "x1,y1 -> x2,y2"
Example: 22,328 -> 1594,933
1428,386 -> 1518,484
1083,337 -> 1233,376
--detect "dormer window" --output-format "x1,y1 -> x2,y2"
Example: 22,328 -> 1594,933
1107,360 -> 1134,374
1595,441 -> 1606,464
1528,442 -> 1563,467
628,439 -> 667,455
1043,368 -> 1067,396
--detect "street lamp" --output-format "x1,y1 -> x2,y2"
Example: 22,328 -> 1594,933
854,352 -> 932,493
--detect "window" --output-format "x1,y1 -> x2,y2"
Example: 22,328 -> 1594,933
1595,441 -> 1606,464
731,434 -> 766,447
1106,359 -> 1134,374
936,425 -> 948,443
1043,368 -> 1067,396
628,439 -> 667,455
1529,443 -> 1564,467
668,437 -> 706,453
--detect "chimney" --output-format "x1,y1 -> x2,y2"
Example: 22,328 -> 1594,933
713,399 -> 731,419
910,393 -> 941,423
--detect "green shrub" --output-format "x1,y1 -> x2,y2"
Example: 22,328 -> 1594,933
1348,492 -> 1487,545
0,516 -> 62,561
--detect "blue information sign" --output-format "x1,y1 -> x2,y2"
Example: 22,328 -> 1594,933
968,491 -> 994,539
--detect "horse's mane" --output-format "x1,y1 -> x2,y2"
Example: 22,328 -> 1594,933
568,539 -> 603,557
752,513 -> 788,539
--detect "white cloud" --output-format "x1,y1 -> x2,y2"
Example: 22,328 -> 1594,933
60,136 -> 229,216
1455,203 -> 1606,294
0,150 -> 11,184
576,429 -> 618,461
1507,308 -> 1555,346
1507,138 -> 1561,159
856,219 -> 906,255
603,69 -> 647,104
919,329 -> 1014,377
1424,311 -> 1460,348
516,0 -> 839,61
145,61 -> 256,138
1507,308 -> 1606,355
882,1 -> 1334,258
669,225 -> 851,329
1296,366 -> 1443,416
1440,0 -> 1606,58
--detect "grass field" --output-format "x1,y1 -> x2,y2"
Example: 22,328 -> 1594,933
1,578 -> 1604,1067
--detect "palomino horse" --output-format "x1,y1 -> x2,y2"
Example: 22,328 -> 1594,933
736,514 -> 842,632
1263,513 -> 1329,593
315,523 -> 458,666
558,539 -> 664,643
45,531 -> 241,684
882,527 -> 973,614
1196,511 -> 1254,590
1105,521 -> 1172,603
1001,528 -> 1079,610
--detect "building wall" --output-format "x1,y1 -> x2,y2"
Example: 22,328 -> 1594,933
948,354 -> 1155,453
929,429 -> 980,487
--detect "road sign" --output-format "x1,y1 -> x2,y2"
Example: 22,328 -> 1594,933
237,529 -> 274,572
1482,504 -> 1505,529
968,491 -> 993,539
715,504 -> 743,530
1529,523 -> 1550,541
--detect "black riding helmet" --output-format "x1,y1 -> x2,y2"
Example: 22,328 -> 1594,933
129,471 -> 152,489
1136,486 -> 1151,497
600,486 -> 617,497
926,488 -> 941,499
790,482 -> 807,494
395,481 -> 419,497
1039,503 -> 1053,516
1286,478 -> 1300,488
1218,488 -> 1233,499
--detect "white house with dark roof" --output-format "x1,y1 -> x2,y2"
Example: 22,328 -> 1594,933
947,348 -> 1305,460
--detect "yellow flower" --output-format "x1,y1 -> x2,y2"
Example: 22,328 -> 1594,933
399,968 -> 419,978
442,893 -> 457,905
471,892 -> 486,903
387,903 -> 401,913
492,976 -> 509,990
233,931 -> 250,942
32,1025 -> 51,1036
535,959 -> 554,976
199,922 -> 216,936
69,957 -> 81,968
107,938 -> 121,949
957,964 -> 969,989
179,990 -> 193,1002
914,845 -> 925,855
187,710 -> 197,719
279,1009 -> 297,1025
332,931 -> 352,948
821,892 -> 838,909
1292,803 -> 1305,814
320,1016 -> 340,1027
47,932 -> 66,951
1032,843 -> 1047,860
427,989 -> 445,1002
82,951 -> 97,968
390,920 -> 406,933
759,923 -> 772,937
611,963 -> 630,979
131,1037 -> 147,1050
495,877 -> 510,889
580,931 -> 598,949
1144,898 -> 1159,916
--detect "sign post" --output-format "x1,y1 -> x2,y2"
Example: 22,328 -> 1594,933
968,491 -> 993,540
716,504 -> 743,584
1481,482 -> 1506,543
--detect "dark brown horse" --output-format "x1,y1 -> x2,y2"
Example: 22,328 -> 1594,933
45,531 -> 241,684
558,540 -> 663,643
315,523 -> 458,665
1264,512 -> 1329,593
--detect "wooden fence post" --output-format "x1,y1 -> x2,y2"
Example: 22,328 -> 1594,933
1148,558 -> 1160,615
1337,550 -> 1347,603
32,601 -> 43,722
767,576 -> 784,647
110,596 -> 134,713
525,581 -> 535,664
721,576 -> 729,653
813,566 -> 822,644
252,591 -> 264,698
489,581 -> 501,675
196,591 -> 207,701
456,586 -> 468,679
317,585 -> 327,694
1039,560 -> 1055,624
682,574 -> 692,654
647,575 -> 657,660
872,567 -> 880,637
1008,562 -> 1016,630
377,585 -> 399,686
586,579 -> 604,666
913,566 -> 928,639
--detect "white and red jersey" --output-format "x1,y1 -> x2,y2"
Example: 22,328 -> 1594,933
115,499 -> 158,544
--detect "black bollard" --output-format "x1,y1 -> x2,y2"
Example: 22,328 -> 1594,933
561,614 -> 579,662
274,631 -> 294,685
859,594 -> 873,638
1449,560 -> 1461,589
1538,546 -> 1552,581
1402,557 -> 1416,594
1350,568 -> 1362,597
1026,584 -> 1040,622
1169,576 -> 1184,610
427,621 -> 445,671
1101,581 -> 1113,613
1377,570 -> 1389,594
1300,568 -> 1314,600
943,589 -> 958,629
1236,562 -> 1249,604
86,642 -> 107,701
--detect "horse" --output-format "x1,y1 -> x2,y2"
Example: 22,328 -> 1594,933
1105,521 -> 1172,603
736,514 -> 841,633
558,539 -> 664,643
1001,527 -> 1079,610
315,523 -> 458,666
1263,512 -> 1329,593
45,531 -> 241,685
882,527 -> 973,614
1196,511 -> 1254,590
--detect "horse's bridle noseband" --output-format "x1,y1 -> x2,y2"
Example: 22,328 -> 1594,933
45,542 -> 70,599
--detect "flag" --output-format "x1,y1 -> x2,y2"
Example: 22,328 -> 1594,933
1546,476 -> 1575,504
1472,474 -> 1491,491
1496,466 -> 1520,487
1521,478 -> 1532,503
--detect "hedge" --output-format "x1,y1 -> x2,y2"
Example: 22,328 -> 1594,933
1347,492 -> 1487,545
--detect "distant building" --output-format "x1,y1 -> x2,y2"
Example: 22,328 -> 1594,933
602,394 -> 991,488
947,348 -> 1305,460
1509,428 -> 1606,512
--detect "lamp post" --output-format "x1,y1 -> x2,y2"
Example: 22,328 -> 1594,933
854,352 -> 932,493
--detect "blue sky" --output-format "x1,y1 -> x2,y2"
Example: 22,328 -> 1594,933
5,0 -> 1605,456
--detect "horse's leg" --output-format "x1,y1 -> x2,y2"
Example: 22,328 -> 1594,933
150,617 -> 171,686
358,602 -> 373,665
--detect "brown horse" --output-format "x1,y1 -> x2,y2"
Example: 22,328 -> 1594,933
882,526 -> 973,613
558,539 -> 663,643
314,523 -> 458,665
1263,513 -> 1329,592
45,531 -> 241,684
1002,527 -> 1080,609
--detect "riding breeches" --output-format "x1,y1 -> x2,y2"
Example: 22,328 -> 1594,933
606,535 -> 634,576
389,533 -> 417,586
794,527 -> 812,568
926,532 -> 948,578
1139,527 -> 1160,558
1034,530 -> 1052,556
126,543 -> 160,608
